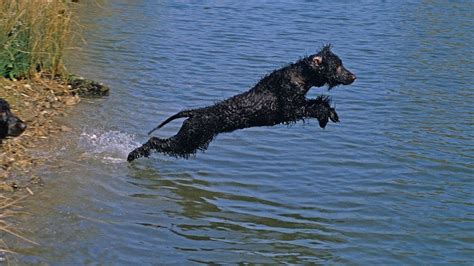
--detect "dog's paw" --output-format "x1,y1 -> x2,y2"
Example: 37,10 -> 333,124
127,151 -> 138,162
317,107 -> 339,128
127,148 -> 149,162
318,116 -> 329,128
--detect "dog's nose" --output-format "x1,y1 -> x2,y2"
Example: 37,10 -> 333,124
342,73 -> 357,85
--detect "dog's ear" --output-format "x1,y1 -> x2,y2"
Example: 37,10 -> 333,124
312,56 -> 322,66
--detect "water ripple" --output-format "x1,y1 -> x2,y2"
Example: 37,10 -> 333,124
15,0 -> 474,264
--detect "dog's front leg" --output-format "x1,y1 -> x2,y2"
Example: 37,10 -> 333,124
300,96 -> 339,128
127,117 -> 217,161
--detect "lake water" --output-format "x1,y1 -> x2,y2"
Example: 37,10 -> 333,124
11,1 -> 473,264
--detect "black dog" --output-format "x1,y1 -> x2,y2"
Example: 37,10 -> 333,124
127,45 -> 355,162
0,98 -> 27,143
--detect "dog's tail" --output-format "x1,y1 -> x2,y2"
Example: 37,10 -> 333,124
148,110 -> 193,135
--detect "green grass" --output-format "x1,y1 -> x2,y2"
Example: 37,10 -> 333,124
0,1 -> 73,80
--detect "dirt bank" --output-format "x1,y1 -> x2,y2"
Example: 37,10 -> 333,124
0,75 -> 108,259
0,76 -> 109,192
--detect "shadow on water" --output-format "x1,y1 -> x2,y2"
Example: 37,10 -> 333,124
8,0 -> 474,264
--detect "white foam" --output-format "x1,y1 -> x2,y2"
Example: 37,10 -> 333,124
79,130 -> 140,163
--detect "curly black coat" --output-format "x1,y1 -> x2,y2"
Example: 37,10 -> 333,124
0,98 -> 26,143
128,45 -> 356,161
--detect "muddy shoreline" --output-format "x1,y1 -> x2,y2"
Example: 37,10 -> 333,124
0,76 -> 109,192
0,76 -> 108,260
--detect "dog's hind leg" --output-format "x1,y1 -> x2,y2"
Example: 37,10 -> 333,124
127,135 -> 195,161
127,118 -> 217,162
127,136 -> 162,161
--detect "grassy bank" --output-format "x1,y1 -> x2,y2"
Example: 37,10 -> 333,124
0,70 -> 83,261
0,1 -> 82,254
0,0 -> 79,186
0,0 -> 73,80
0,1 -> 109,186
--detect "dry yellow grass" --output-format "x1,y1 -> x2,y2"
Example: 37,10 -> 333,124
0,0 -> 74,79
0,1 -> 82,181
0,194 -> 38,262
0,1 -> 83,257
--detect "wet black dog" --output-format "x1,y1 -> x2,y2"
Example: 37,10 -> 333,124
128,45 -> 356,162
0,98 -> 27,143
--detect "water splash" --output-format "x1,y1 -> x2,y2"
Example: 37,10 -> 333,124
79,130 -> 140,163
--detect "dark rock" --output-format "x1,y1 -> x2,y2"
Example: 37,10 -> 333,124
68,76 -> 110,97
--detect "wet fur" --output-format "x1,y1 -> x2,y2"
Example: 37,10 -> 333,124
128,45 -> 355,161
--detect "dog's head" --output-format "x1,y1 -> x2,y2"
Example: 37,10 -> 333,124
0,99 -> 27,140
308,45 -> 356,89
